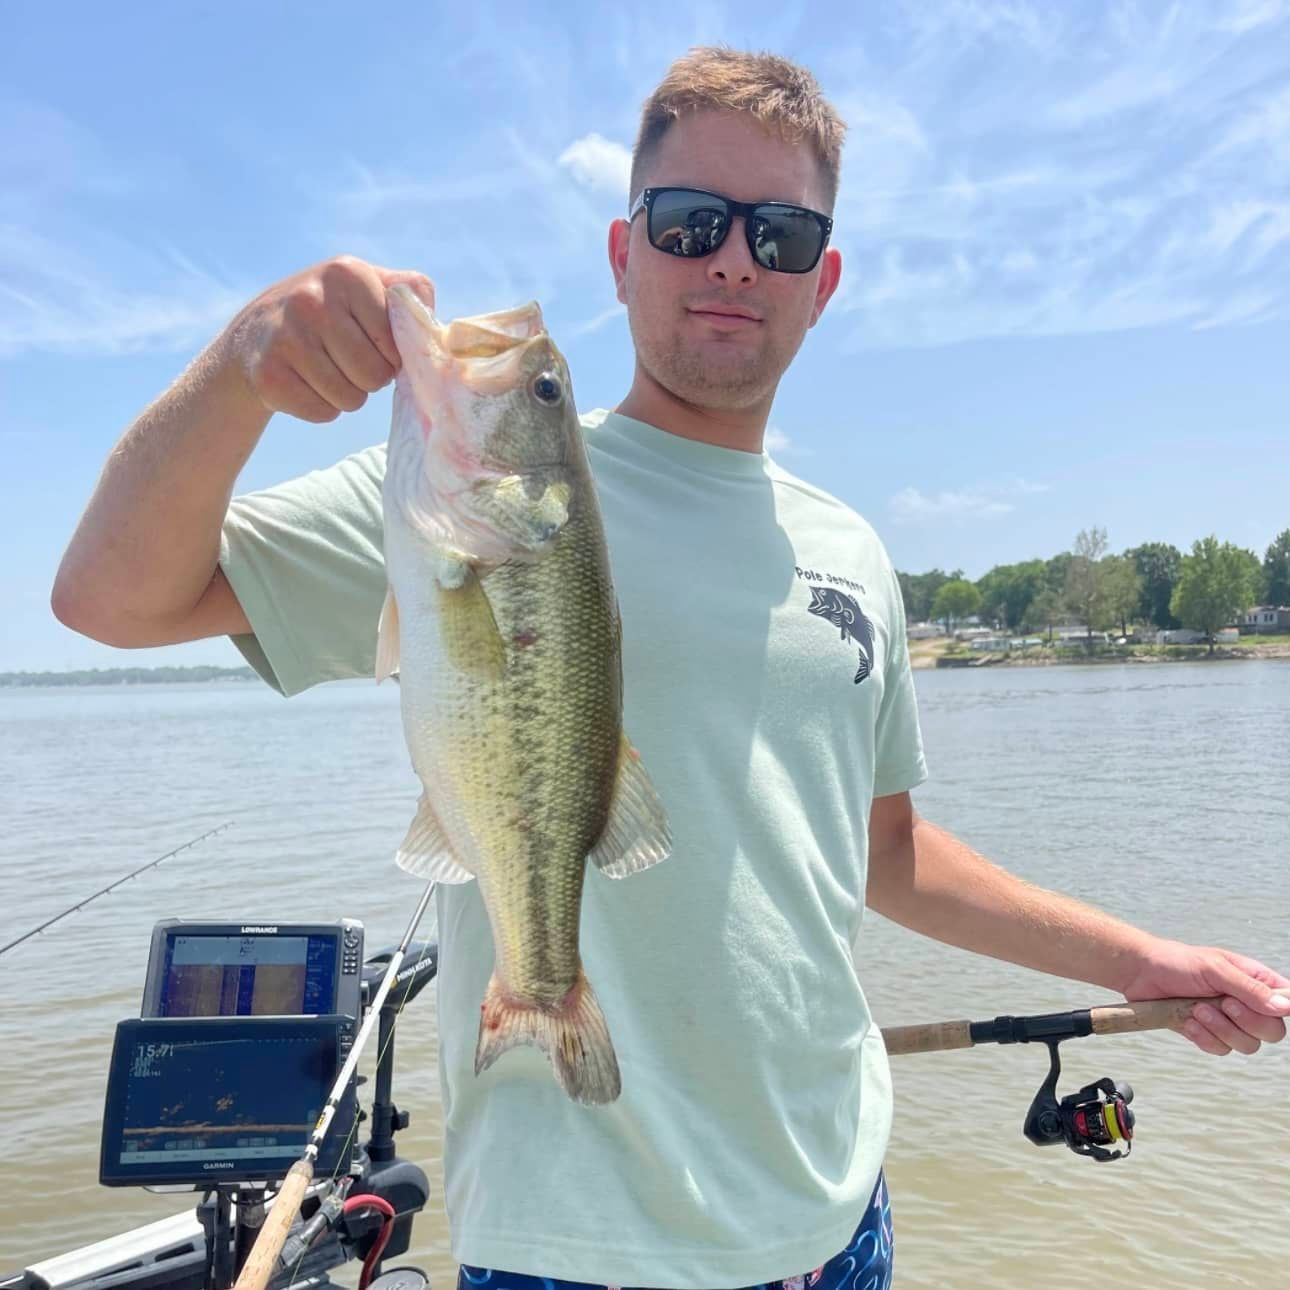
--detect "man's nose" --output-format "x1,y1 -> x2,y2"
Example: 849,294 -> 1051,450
705,217 -> 758,285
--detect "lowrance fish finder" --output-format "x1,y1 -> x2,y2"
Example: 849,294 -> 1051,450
99,919 -> 367,1188
98,1015 -> 357,1186
140,919 -> 364,1021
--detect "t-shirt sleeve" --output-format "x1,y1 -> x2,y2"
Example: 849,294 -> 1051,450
218,444 -> 388,697
873,561 -> 928,797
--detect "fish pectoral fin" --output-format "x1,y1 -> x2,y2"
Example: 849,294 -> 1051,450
588,733 -> 673,879
376,588 -> 400,683
437,563 -> 507,682
396,792 -> 477,883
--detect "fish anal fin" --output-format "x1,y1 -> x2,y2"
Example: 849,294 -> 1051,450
588,733 -> 672,879
395,792 -> 476,883
376,588 -> 400,682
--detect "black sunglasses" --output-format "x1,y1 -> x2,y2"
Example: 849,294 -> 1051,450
628,186 -> 833,274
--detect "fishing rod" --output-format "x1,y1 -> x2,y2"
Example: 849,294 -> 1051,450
232,877 -> 438,1290
881,994 -> 1215,1162
0,822 -> 233,958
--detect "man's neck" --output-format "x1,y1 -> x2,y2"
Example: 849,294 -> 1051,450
614,368 -> 771,455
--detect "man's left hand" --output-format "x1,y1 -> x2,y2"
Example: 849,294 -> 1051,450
1119,939 -> 1290,1055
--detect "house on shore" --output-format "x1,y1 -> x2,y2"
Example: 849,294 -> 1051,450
908,621 -> 944,640
1238,606 -> 1290,635
1157,627 -> 1241,645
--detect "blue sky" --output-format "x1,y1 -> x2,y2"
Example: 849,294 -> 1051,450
4,0 -> 1288,670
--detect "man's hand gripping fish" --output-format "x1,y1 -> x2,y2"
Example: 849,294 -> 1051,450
380,283 -> 671,1105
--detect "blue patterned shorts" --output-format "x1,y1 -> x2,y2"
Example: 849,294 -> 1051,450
457,1169 -> 893,1290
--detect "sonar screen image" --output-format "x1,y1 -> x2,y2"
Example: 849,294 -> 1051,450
118,1032 -> 330,1164
162,935 -> 319,1016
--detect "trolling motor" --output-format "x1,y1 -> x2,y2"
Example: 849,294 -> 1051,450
880,994 -> 1212,1163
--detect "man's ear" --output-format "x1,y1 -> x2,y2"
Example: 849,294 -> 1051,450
608,218 -> 631,304
809,246 -> 843,327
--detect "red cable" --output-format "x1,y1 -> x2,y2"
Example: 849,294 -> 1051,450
343,1193 -> 397,1290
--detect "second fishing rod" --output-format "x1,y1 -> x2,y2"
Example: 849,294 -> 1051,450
881,994 -> 1213,1161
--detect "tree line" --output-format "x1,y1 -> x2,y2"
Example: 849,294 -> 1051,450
899,528 -> 1290,653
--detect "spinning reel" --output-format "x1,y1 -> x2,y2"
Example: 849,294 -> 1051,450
1023,1038 -> 1135,1161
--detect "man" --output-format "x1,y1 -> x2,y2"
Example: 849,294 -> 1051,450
54,47 -> 1287,1290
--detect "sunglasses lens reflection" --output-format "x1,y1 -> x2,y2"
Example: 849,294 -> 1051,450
646,189 -> 826,273
749,209 -> 824,273
649,189 -> 729,257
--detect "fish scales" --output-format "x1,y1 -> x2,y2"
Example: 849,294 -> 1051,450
439,505 -> 620,1005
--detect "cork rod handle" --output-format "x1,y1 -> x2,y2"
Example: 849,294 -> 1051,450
881,995 -> 1215,1057
232,1158 -> 315,1290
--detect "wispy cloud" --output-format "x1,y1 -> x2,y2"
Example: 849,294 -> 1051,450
890,487 -> 1014,521
765,425 -> 810,456
0,96 -> 249,358
889,475 -> 1047,522
333,159 -> 529,220
1215,83 -> 1290,162
0,215 -> 245,360
828,1 -> 1290,348
558,132 -> 632,197
568,302 -> 626,337
1219,0 -> 1290,34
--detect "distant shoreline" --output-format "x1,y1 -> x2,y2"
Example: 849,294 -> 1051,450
909,638 -> 1290,670
0,666 -> 258,688
6,645 -> 1288,687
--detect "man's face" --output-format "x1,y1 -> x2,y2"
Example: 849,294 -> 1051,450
610,110 -> 841,413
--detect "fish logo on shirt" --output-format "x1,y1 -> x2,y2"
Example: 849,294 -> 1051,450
807,586 -> 874,685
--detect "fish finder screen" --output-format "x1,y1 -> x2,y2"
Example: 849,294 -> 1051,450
104,1021 -> 348,1181
158,933 -> 337,1016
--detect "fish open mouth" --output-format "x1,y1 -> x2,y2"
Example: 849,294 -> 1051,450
389,286 -> 553,394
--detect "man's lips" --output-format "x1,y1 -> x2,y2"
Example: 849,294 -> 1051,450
688,305 -> 762,326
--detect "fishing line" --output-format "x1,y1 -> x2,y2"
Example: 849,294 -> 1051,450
285,907 -> 442,1290
0,822 -> 233,958
236,877 -> 439,1290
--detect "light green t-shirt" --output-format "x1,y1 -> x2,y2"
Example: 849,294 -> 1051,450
220,410 -> 927,1287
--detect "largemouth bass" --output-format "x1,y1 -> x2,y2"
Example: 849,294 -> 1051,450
380,283 -> 671,1105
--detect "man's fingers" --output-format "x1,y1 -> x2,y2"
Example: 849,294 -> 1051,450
296,339 -> 369,414
1182,1018 -> 1233,1056
1188,1002 -> 1261,1055
1209,955 -> 1290,1017
347,270 -> 405,371
1219,949 -> 1290,992
322,312 -> 396,394
260,363 -> 342,423
379,268 -> 436,310
1217,997 -> 1287,1044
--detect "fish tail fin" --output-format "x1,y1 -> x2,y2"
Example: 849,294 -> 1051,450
474,970 -> 621,1105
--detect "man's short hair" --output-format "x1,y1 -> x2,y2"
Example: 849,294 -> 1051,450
630,46 -> 847,210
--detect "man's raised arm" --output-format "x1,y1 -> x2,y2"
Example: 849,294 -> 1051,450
51,256 -> 433,647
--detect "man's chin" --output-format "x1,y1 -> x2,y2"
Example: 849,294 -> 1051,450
652,354 -> 778,412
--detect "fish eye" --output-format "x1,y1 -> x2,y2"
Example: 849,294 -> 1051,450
532,372 -> 563,406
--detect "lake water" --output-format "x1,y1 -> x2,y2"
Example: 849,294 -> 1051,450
1,661 -> 1286,1288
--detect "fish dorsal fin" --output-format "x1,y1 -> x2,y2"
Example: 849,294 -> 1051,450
376,588 -> 400,682
396,792 -> 476,883
588,734 -> 672,879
